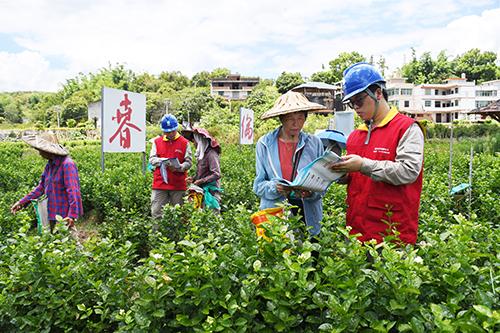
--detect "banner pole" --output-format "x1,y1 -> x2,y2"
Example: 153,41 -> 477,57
101,87 -> 105,172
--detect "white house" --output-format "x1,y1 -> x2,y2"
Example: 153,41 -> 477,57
386,74 -> 499,123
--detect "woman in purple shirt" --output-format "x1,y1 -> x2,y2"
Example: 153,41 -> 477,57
11,132 -> 83,233
183,127 -> 222,211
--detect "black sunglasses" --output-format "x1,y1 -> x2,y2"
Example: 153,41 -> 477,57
347,93 -> 369,109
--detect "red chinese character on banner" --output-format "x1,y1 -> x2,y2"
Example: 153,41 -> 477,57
109,94 -> 142,148
241,114 -> 253,140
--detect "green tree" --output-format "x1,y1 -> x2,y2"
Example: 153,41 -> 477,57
311,51 -> 366,84
61,95 -> 88,125
275,72 -> 304,93
377,56 -> 388,77
401,49 -> 435,84
171,87 -> 216,123
402,48 -> 499,84
310,70 -> 334,84
210,68 -> 231,79
191,71 -> 211,87
4,103 -> 22,123
432,51 -> 453,82
158,71 -> 190,91
130,73 -> 162,93
452,48 -> 499,83
144,92 -> 166,123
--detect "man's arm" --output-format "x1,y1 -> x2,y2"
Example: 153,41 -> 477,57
148,139 -> 163,167
360,123 -> 424,185
179,144 -> 192,172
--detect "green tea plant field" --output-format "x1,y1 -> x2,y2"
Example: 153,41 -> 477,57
0,139 -> 498,332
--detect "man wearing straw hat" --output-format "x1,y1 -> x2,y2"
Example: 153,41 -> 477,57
253,91 -> 326,237
10,132 -> 83,233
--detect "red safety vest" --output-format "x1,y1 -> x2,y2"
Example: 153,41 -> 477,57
346,113 -> 423,244
152,135 -> 189,191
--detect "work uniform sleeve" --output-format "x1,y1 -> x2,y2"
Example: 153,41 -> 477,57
179,144 -> 192,172
360,123 -> 424,185
148,139 -> 163,167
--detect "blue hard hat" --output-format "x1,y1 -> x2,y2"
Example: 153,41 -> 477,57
342,62 -> 385,102
160,114 -> 179,132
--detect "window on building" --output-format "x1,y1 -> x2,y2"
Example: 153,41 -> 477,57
401,88 -> 412,95
425,89 -> 431,95
476,90 -> 497,97
218,91 -> 224,96
455,100 -> 459,107
436,113 -> 442,123
404,101 -> 410,107
455,112 -> 458,119
435,101 -> 441,107
391,100 -> 399,108
217,83 -> 224,87
476,100 -> 490,108
455,88 -> 458,93
388,88 -> 400,96
435,89 -> 439,95
425,100 -> 431,107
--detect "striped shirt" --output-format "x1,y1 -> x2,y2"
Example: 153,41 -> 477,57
19,156 -> 83,220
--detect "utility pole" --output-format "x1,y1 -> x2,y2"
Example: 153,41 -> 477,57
164,99 -> 171,115
54,106 -> 61,128
448,114 -> 454,191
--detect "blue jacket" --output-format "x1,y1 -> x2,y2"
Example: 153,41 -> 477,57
253,127 -> 325,236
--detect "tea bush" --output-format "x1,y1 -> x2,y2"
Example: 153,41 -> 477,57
0,139 -> 498,332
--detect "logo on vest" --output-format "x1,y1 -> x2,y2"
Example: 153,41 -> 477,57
175,149 -> 183,154
373,147 -> 390,154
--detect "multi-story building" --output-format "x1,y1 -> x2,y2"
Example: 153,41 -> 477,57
386,74 -> 500,123
291,81 -> 344,113
210,74 -> 260,100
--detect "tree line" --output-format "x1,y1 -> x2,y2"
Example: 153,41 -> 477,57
0,48 -> 498,128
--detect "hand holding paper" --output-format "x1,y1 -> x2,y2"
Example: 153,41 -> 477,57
276,151 -> 346,192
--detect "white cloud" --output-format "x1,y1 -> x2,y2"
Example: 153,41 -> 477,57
0,51 -> 69,92
0,0 -> 498,91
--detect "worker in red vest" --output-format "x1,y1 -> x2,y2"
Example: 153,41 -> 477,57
330,62 -> 424,244
149,114 -> 192,219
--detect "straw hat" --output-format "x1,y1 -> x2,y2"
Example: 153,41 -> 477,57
22,132 -> 69,156
182,127 -> 221,153
260,91 -> 327,120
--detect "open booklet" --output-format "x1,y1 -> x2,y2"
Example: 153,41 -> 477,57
276,150 -> 345,192
161,157 -> 181,169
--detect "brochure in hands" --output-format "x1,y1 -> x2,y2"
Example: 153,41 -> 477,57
277,150 -> 345,192
163,157 -> 181,169
159,158 -> 182,184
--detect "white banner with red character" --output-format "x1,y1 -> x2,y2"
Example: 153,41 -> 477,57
239,107 -> 254,145
102,87 -> 146,153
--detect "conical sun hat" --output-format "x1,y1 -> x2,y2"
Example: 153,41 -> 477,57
260,91 -> 327,120
22,132 -> 69,156
182,127 -> 221,153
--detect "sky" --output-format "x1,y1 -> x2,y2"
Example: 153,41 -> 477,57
0,0 -> 499,92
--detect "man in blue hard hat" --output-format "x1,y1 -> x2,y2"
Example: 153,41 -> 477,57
330,62 -> 424,244
149,114 -> 192,219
